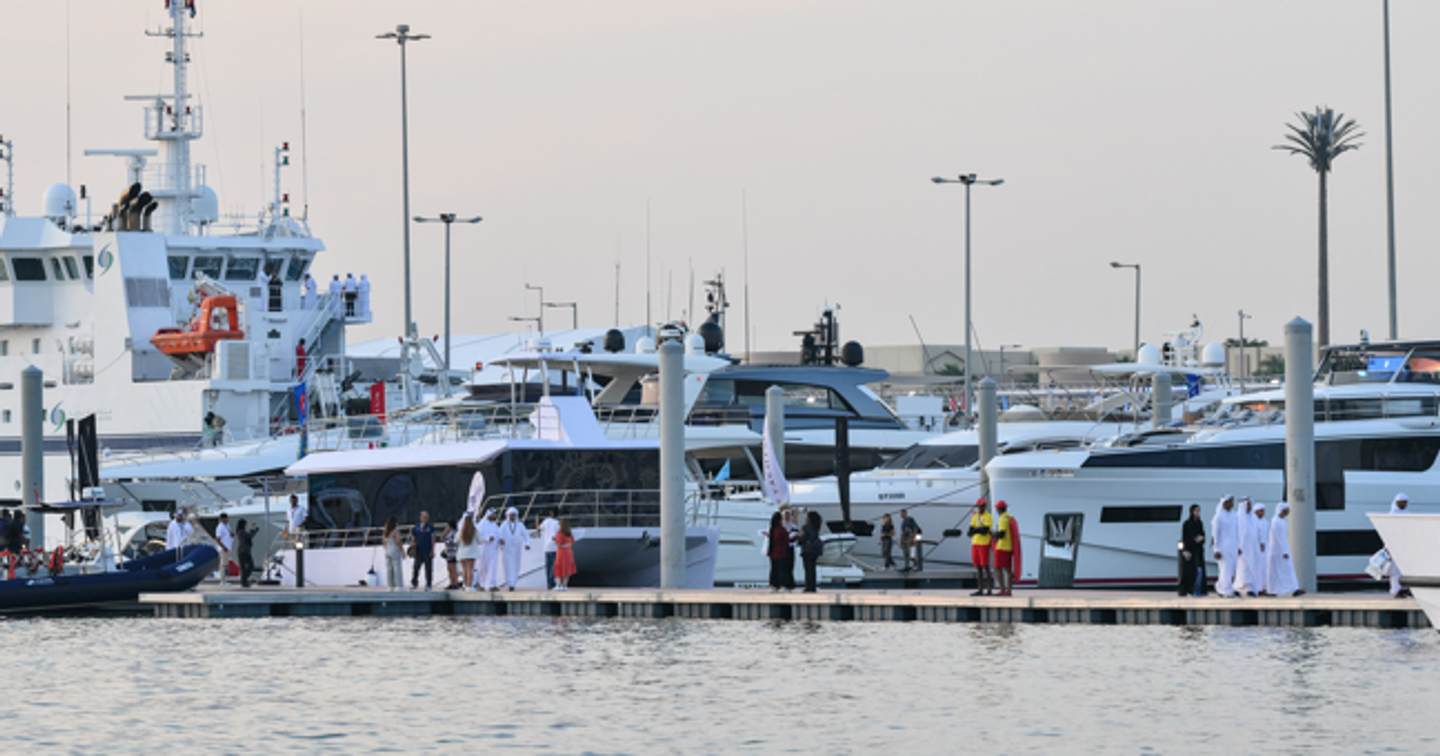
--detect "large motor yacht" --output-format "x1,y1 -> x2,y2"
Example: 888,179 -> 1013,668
988,339 -> 1440,587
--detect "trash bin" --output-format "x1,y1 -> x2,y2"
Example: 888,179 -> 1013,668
1038,512 -> 1084,589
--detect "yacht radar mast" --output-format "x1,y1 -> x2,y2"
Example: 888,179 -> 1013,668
133,0 -> 205,235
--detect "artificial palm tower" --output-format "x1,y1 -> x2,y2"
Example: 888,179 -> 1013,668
1274,107 -> 1363,349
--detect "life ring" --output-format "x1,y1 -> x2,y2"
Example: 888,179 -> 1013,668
48,546 -> 65,576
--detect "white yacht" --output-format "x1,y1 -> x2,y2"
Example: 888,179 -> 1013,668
1368,512 -> 1440,627
0,0 -> 368,539
989,339 -> 1440,587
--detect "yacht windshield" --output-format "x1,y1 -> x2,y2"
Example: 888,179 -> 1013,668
880,443 -> 978,470
1322,347 -> 1410,385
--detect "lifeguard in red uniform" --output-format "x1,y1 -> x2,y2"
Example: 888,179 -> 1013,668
993,501 -> 1023,596
968,498 -> 994,596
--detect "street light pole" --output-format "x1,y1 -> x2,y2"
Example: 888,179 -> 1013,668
544,301 -> 579,330
1110,261 -> 1142,357
415,213 -> 482,396
998,343 -> 1022,385
525,283 -> 545,336
1382,0 -> 1398,340
932,173 -> 1004,423
375,24 -> 429,342
1237,309 -> 1253,391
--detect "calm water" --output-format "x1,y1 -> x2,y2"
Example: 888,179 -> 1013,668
6,616 -> 1436,753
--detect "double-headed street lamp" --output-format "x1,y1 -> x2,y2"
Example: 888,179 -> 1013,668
414,213 -> 482,395
375,24 -> 429,343
524,283 -> 545,335
544,301 -> 579,330
1109,261 -> 1141,358
931,173 -> 1004,423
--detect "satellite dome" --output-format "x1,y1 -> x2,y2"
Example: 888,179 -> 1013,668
1201,341 -> 1226,367
192,185 -> 220,225
635,336 -> 656,354
1136,343 -> 1162,366
43,183 -> 77,221
840,340 -> 865,367
685,333 -> 705,355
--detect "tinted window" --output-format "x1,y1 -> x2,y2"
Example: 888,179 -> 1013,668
192,256 -> 223,280
285,255 -> 309,281
1099,505 -> 1183,523
263,258 -> 285,279
12,258 -> 46,281
82,255 -> 94,278
49,257 -> 66,280
62,256 -> 80,280
224,257 -> 259,281
880,444 -> 979,470
0,259 -> 8,281
1084,443 -> 1284,470
1316,529 -> 1383,557
167,256 -> 190,280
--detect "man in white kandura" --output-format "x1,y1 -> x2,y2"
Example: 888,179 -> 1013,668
1266,502 -> 1300,597
1251,502 -> 1269,595
539,510 -> 561,590
499,508 -> 532,591
302,273 -> 317,309
1235,498 -> 1263,597
1210,496 -> 1240,597
215,513 -> 235,584
358,274 -> 372,319
478,508 -> 502,591
1387,493 -> 1411,598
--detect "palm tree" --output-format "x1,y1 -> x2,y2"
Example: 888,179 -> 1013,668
1274,107 -> 1363,348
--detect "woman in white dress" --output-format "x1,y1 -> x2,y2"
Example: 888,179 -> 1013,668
456,511 -> 482,591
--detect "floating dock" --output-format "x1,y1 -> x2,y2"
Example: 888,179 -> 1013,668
141,587 -> 1431,629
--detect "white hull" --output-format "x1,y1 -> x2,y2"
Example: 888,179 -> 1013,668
1369,513 -> 1440,626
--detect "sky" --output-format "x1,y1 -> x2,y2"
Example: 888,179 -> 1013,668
2,0 -> 1437,355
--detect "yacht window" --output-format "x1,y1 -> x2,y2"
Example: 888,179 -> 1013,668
49,257 -> 67,280
11,258 -> 46,281
0,341 -> 7,356
1325,398 -> 1383,422
1099,505 -> 1182,523
32,338 -> 41,354
0,259 -> 8,282
62,256 -> 81,280
879,443 -> 979,470
1401,349 -> 1440,383
1316,529 -> 1384,557
82,255 -> 94,278
224,256 -> 260,281
285,255 -> 309,281
192,256 -> 224,280
696,379 -> 736,406
263,257 -> 285,280
1,410 -> 9,423
167,255 -> 190,281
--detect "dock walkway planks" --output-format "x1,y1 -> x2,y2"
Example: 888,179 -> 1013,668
140,587 -> 1432,629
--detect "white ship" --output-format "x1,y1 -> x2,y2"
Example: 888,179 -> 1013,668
0,0 -> 368,542
1368,513 -> 1440,628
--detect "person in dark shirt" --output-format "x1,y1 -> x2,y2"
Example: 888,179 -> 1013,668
800,511 -> 825,593
410,510 -> 436,590
878,513 -> 896,570
236,518 -> 259,588
1179,504 -> 1207,596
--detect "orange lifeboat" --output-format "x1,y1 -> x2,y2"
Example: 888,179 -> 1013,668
151,294 -> 245,357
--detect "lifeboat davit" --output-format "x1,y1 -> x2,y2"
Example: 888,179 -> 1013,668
151,294 -> 244,357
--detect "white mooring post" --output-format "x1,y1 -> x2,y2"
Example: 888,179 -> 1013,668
21,365 -> 46,547
1284,317 -> 1317,593
764,385 -> 785,473
658,340 -> 686,588
977,377 -> 997,501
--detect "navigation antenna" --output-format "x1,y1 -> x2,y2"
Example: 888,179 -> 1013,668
298,6 -> 311,221
138,0 -> 205,235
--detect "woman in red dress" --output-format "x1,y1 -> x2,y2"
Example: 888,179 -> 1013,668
552,519 -> 577,591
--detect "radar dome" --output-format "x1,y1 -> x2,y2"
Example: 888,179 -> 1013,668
1136,343 -> 1161,366
603,328 -> 626,354
635,336 -> 656,354
696,320 -> 724,354
43,183 -> 77,221
1201,341 -> 1226,367
685,333 -> 705,355
840,340 -> 865,367
192,185 -> 220,225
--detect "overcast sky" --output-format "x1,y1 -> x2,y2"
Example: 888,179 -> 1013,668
3,0 -> 1436,354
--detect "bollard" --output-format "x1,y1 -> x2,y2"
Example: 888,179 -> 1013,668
1284,317 -> 1317,593
658,340 -> 686,588
1151,371 -> 1173,430
977,377 -> 997,502
21,366 -> 45,548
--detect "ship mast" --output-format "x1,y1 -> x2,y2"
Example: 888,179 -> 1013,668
139,0 -> 204,234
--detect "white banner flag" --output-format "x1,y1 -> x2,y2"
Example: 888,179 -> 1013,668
466,471 -> 487,513
761,421 -> 790,505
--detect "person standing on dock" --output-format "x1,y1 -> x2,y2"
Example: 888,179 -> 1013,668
1251,503 -> 1269,595
1235,498 -> 1262,597
343,273 -> 358,317
800,511 -> 824,593
410,510 -> 435,590
498,508 -> 531,591
478,509 -> 501,591
552,519 -> 577,592
284,495 -> 307,542
1266,503 -> 1300,596
539,510 -> 561,590
899,509 -> 923,572
1179,504 -> 1207,596
1387,493 -> 1411,598
993,501 -> 1022,596
766,512 -> 793,591
215,513 -> 235,585
456,513 -> 481,591
236,518 -> 258,588
165,511 -> 186,552
968,498 -> 994,596
878,513 -> 896,570
302,273 -> 317,309
382,517 -> 404,591
1210,496 -> 1240,597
